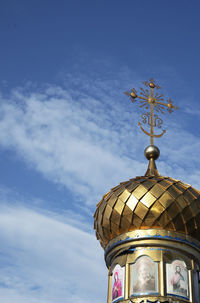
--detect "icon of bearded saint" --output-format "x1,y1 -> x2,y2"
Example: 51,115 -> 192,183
112,271 -> 122,300
169,260 -> 188,296
133,256 -> 157,294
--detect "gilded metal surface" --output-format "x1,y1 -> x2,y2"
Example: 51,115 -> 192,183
106,229 -> 200,253
107,270 -> 112,303
125,262 -> 129,299
106,240 -> 200,270
128,297 -> 188,303
145,157 -> 160,177
159,252 -> 164,297
94,176 -> 200,249
124,79 -> 178,145
188,269 -> 194,302
145,145 -> 160,160
126,247 -> 163,263
111,300 -> 187,303
105,229 -> 200,271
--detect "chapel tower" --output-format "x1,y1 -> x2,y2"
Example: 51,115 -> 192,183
94,79 -> 200,303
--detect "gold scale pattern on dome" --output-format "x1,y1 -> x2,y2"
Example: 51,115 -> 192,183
94,79 -> 200,249
94,175 -> 200,248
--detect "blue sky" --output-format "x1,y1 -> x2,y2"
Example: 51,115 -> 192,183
0,1 -> 200,302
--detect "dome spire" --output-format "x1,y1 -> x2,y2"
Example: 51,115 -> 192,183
125,78 -> 178,175
144,145 -> 160,176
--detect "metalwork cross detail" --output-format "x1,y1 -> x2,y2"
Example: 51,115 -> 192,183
124,78 -> 178,145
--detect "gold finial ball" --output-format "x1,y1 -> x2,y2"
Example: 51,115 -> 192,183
144,145 -> 160,160
130,92 -> 137,98
149,82 -> 155,88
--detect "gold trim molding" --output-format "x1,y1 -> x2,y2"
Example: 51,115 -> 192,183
106,229 -> 200,252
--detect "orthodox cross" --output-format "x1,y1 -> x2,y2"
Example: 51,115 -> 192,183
125,79 -> 178,145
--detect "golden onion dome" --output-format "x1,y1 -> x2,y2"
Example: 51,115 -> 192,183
94,146 -> 200,249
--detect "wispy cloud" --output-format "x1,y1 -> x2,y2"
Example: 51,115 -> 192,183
0,74 -> 200,207
0,80 -> 146,206
0,203 -> 106,303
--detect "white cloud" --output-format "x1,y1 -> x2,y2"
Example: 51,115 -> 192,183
0,205 -> 106,303
0,75 -> 200,209
0,83 -> 145,206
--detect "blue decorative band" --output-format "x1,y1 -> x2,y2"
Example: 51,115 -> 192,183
105,232 -> 200,257
112,296 -> 124,303
167,292 -> 189,300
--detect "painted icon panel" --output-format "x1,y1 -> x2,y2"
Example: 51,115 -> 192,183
112,264 -> 125,302
166,260 -> 189,299
131,255 -> 159,296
